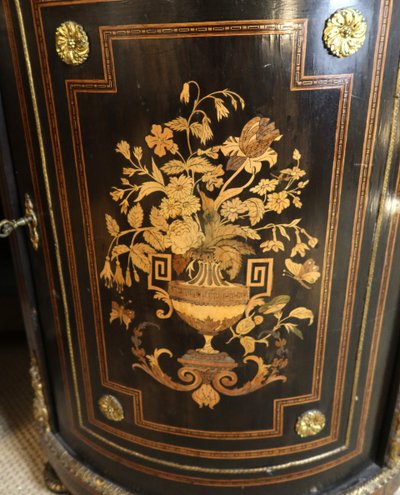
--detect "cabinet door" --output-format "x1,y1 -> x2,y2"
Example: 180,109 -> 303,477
1,1 -> 400,494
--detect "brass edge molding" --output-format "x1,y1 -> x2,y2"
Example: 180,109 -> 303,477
55,21 -> 89,65
323,8 -> 367,58
387,395 -> 400,467
14,0 -> 83,424
30,355 -> 51,433
346,64 -> 400,446
40,427 -> 400,495
42,430 -> 133,495
345,465 -> 400,494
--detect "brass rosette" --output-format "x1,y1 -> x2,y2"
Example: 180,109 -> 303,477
296,409 -> 326,438
323,9 -> 367,58
55,21 -> 89,65
98,395 -> 124,422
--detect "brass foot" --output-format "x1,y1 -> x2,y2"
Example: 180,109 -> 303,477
44,463 -> 70,494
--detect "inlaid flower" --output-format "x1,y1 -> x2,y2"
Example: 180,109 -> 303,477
165,175 -> 193,201
260,239 -> 285,253
323,8 -> 367,58
100,256 -> 113,288
158,194 -> 200,218
145,125 -> 177,157
220,198 -> 247,222
55,21 -> 89,66
266,191 -> 290,214
222,117 -> 281,174
165,219 -> 204,255
201,164 -> 224,191
115,140 -> 131,160
280,166 -> 306,181
159,197 -> 182,219
180,195 -> 201,217
250,178 -> 279,195
291,242 -> 310,257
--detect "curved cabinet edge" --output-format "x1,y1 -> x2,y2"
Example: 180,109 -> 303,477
39,427 -> 400,495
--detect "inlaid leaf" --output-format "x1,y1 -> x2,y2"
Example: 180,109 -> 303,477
143,229 -> 165,252
240,226 -> 261,240
215,239 -> 254,253
199,189 -> 215,215
220,136 -> 240,156
214,245 -> 242,279
161,160 -> 186,175
240,336 -> 256,356
150,207 -> 169,232
130,243 -> 155,273
111,244 -> 130,259
259,295 -> 291,315
190,122 -> 203,139
127,204 -> 144,229
166,116 -> 189,132
186,156 -> 215,174
288,307 -> 314,325
151,158 -> 165,185
135,181 -> 165,202
277,225 -> 290,240
215,223 -> 248,241
123,167 -> 136,177
293,148 -> 301,160
246,295 -> 266,316
283,323 -> 303,339
236,317 -> 256,335
105,214 -> 120,237
244,198 -> 265,226
198,147 -> 219,159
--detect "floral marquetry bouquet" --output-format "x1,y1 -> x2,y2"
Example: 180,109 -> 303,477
101,81 -> 321,408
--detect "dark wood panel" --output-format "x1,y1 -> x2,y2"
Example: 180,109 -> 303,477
1,0 -> 400,494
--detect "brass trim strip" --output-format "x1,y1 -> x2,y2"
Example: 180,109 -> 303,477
41,427 -> 399,494
14,0 -> 83,423
346,64 -> 400,445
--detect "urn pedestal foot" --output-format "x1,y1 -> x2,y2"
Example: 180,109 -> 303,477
197,334 -> 219,354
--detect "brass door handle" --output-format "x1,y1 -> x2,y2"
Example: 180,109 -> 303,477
0,194 -> 39,250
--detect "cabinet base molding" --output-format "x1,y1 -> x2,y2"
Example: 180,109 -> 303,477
41,430 -> 134,495
39,428 -> 400,495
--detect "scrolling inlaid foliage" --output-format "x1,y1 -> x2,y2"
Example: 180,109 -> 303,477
101,82 -> 321,409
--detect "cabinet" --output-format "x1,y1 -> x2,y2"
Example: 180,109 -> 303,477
1,1 -> 400,494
